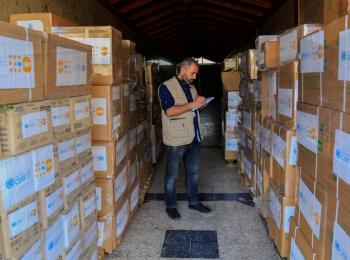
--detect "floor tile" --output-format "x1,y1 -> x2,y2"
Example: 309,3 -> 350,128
190,242 -> 219,258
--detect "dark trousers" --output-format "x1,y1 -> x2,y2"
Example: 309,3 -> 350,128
164,141 -> 201,209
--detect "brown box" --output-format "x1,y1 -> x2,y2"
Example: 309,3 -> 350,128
271,124 -> 298,198
52,26 -> 123,85
278,60 -> 299,129
79,185 -> 97,230
121,84 -> 130,135
290,223 -> 317,259
221,71 -> 241,91
97,214 -> 116,254
70,95 -> 92,132
261,71 -> 277,121
128,152 -> 138,191
0,22 -> 44,105
261,117 -> 273,177
323,15 -> 350,113
10,12 -> 75,33
61,165 -> 82,211
223,55 -> 239,71
44,33 -> 91,99
122,40 -> 136,82
0,197 -> 40,259
115,194 -> 130,243
95,160 -> 128,217
324,0 -> 349,25
296,103 -> 320,180
224,133 -> 238,161
92,140 -> 116,179
55,132 -> 77,173
279,24 -> 322,65
37,180 -> 64,230
261,41 -> 278,69
299,30 -> 324,106
50,98 -> 72,137
82,222 -> 98,255
239,50 -> 258,80
0,101 -> 52,157
91,85 -> 122,141
79,155 -> 94,191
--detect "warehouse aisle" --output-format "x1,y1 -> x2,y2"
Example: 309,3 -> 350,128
107,147 -> 278,259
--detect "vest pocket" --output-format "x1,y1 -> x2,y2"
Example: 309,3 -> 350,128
168,118 -> 189,139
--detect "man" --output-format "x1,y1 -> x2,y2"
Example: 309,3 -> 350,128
158,57 -> 212,220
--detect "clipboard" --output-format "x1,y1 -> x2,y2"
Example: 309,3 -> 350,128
192,96 -> 214,111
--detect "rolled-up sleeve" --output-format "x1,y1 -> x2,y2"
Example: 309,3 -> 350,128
158,84 -> 174,112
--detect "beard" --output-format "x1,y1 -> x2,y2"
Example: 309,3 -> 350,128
183,75 -> 193,84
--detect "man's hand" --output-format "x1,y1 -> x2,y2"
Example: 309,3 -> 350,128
191,96 -> 205,109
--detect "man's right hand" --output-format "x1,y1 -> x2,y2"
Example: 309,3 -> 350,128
191,96 -> 205,109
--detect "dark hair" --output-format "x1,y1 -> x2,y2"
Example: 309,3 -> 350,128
179,57 -> 199,70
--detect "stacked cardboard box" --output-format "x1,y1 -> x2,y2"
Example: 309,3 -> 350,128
0,14 -> 97,259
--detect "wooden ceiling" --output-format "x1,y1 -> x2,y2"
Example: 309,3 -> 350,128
99,0 -> 287,62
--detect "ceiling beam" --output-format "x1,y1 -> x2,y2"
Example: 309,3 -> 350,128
134,8 -> 175,28
204,0 -> 264,17
239,0 -> 272,9
141,15 -> 186,33
127,1 -> 176,21
118,0 -> 155,14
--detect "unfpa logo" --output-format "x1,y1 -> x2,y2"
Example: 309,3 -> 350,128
34,158 -> 53,177
99,46 -> 108,56
58,59 -> 71,74
94,106 -> 105,117
24,117 -> 47,130
8,55 -> 32,73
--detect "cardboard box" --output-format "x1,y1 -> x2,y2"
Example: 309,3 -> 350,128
128,126 -> 137,156
290,225 -> 317,259
60,238 -> 82,260
242,107 -> 256,136
122,40 -> 136,82
116,135 -> 128,167
324,0 -> 349,25
323,15 -> 350,112
37,180 -> 64,230
225,111 -> 239,134
43,216 -> 65,259
239,50 -> 258,80
0,101 -> 52,157
50,98 -> 72,136
95,160 -> 128,216
223,56 -> 239,71
121,84 -> 130,135
261,41 -> 278,69
62,202 -> 81,249
224,133 -> 238,161
242,152 -> 255,184
70,95 -> 92,132
129,183 -> 139,218
136,123 -> 145,146
62,166 -> 82,211
296,103 -> 320,180
221,71 -> 241,91
0,197 -> 40,259
80,156 -> 94,191
225,91 -> 241,111
92,140 -> 116,179
271,124 -> 298,198
278,60 -> 299,129
79,185 -> 97,230
75,128 -> 92,163
115,196 -> 129,242
81,220 -> 98,252
52,26 -> 123,85
0,21 -> 44,105
18,239 -> 42,260
44,33 -> 91,99
55,132 -> 77,173
299,30 -> 324,106
10,13 -> 75,33
331,201 -> 350,260
279,24 -> 321,65
261,71 -> 277,121
91,85 -> 122,141
97,214 -> 115,254
255,35 -> 278,69
128,154 -> 138,191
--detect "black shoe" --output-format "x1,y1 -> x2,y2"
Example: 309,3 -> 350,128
166,208 -> 181,219
189,202 -> 212,213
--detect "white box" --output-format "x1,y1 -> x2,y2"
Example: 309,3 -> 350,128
43,217 -> 65,259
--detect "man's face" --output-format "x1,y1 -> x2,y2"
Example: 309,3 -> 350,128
182,63 -> 199,84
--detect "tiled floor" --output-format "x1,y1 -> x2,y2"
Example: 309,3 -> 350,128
106,147 -> 278,260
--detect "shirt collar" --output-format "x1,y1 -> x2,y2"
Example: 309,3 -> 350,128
176,76 -> 191,89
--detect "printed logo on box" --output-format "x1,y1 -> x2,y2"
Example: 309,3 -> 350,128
58,138 -> 75,162
75,101 -> 90,121
21,111 -> 49,138
32,144 -> 55,192
52,106 -> 70,127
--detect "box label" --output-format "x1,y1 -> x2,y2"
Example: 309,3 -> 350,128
300,30 -> 324,73
278,88 -> 293,118
226,111 -> 238,131
296,111 -> 318,153
112,114 -> 121,131
129,161 -> 137,185
81,160 -> 94,185
64,169 -> 81,196
112,85 -> 121,101
95,187 -> 102,211
298,179 -> 322,239
56,47 -> 87,86
338,29 -> 350,80
66,239 -> 81,260
71,38 -> 110,65
290,238 -> 305,260
243,155 -> 252,179
243,111 -> 251,130
279,29 -> 298,63
16,20 -> 44,32
76,132 -> 91,155
269,189 -> 281,229
83,222 -> 97,249
52,106 -> 70,127
272,132 -> 286,168
75,101 -> 90,121
0,151 -> 35,210
0,36 -> 35,89
97,222 -> 104,247
84,193 -> 97,219
44,218 -> 65,259
289,136 -> 298,166
333,129 -> 350,184
116,136 -> 127,165
32,144 -> 55,192
46,187 -> 64,218
228,91 -> 240,108
262,126 -> 271,154
256,167 -> 263,194
92,146 -> 107,172
332,222 -> 350,260
116,201 -> 129,236
91,98 -> 107,125
284,206 -> 295,233
58,138 -> 75,162
225,135 -> 238,152
62,203 -> 80,247
21,110 -> 49,138
114,165 -> 127,202
8,200 -> 38,238
20,239 -> 42,260
130,185 -> 139,211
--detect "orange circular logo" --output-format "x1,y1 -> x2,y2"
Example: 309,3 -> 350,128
58,60 -> 65,73
22,56 -> 32,73
96,107 -> 105,116
100,46 -> 108,56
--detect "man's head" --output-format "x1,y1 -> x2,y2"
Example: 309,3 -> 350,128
177,57 -> 199,84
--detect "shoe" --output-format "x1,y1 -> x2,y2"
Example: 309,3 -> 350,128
166,208 -> 181,219
189,202 -> 212,213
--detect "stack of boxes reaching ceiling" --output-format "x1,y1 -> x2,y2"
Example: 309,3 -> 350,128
230,0 -> 350,258
0,11 -> 154,259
